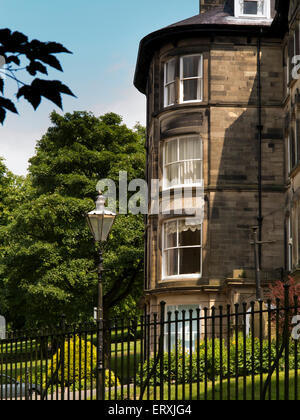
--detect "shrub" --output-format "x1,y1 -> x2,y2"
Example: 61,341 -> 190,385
139,335 -> 292,386
48,335 -> 97,385
47,336 -> 120,388
74,370 -> 120,390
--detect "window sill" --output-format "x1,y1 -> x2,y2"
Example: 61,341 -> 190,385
164,103 -> 175,109
179,100 -> 203,105
235,14 -> 271,19
161,274 -> 202,282
163,100 -> 203,110
162,183 -> 204,192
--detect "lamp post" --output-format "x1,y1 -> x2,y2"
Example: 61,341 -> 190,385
86,192 -> 116,401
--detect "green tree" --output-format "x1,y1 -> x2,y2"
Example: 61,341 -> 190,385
0,158 -> 26,316
0,112 -> 145,328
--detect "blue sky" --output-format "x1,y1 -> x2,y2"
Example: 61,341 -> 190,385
0,0 -> 198,175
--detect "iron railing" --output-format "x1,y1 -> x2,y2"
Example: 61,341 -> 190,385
0,287 -> 299,400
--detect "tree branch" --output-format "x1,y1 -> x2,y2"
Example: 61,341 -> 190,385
104,259 -> 143,310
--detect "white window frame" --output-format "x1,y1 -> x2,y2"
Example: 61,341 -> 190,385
163,136 -> 203,191
234,0 -> 271,19
285,44 -> 289,95
165,304 -> 201,352
164,58 -> 176,108
179,55 -> 203,104
162,218 -> 203,281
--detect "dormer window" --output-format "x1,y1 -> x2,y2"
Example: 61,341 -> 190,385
234,0 -> 270,19
244,1 -> 258,14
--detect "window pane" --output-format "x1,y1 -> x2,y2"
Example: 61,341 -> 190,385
178,222 -> 201,247
179,160 -> 202,185
179,137 -> 201,160
182,56 -> 201,79
165,305 -> 199,352
178,305 -> 199,317
165,249 -> 178,276
166,82 -> 175,106
179,247 -> 201,275
165,163 -> 179,187
244,1 -> 258,14
165,140 -> 178,164
183,79 -> 201,102
164,221 -> 177,248
177,305 -> 199,351
166,59 -> 176,84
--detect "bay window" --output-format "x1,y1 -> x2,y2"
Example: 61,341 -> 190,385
163,219 -> 202,279
163,136 -> 203,189
180,55 -> 203,103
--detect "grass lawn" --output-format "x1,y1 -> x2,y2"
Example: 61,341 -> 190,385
104,371 -> 300,401
110,341 -> 142,381
143,371 -> 299,401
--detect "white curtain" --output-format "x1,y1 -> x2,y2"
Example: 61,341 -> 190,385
179,137 -> 200,159
166,59 -> 175,84
165,140 -> 178,164
167,83 -> 175,106
165,137 -> 202,187
164,219 -> 202,235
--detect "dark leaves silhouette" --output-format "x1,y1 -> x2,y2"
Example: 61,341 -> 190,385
0,28 -> 74,124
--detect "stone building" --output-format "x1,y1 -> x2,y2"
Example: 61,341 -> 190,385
284,0 -> 300,278
134,0 -> 293,331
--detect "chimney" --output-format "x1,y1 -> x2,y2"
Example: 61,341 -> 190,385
200,0 -> 225,13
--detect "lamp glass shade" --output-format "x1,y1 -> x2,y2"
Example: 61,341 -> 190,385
86,193 -> 116,242
86,213 -> 115,242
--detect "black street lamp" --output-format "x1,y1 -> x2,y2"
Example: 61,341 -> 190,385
86,192 -> 116,401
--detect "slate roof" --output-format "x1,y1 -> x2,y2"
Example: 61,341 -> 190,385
167,5 -> 273,28
134,0 -> 287,94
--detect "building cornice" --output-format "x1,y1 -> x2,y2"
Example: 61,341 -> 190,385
134,23 -> 283,94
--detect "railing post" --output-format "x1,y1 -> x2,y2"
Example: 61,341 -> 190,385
160,301 -> 166,401
284,284 -> 290,401
25,368 -> 29,401
60,314 -> 66,401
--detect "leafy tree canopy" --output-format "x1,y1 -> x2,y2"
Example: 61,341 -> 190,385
0,29 -> 74,124
0,158 -> 27,316
0,112 -> 146,328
